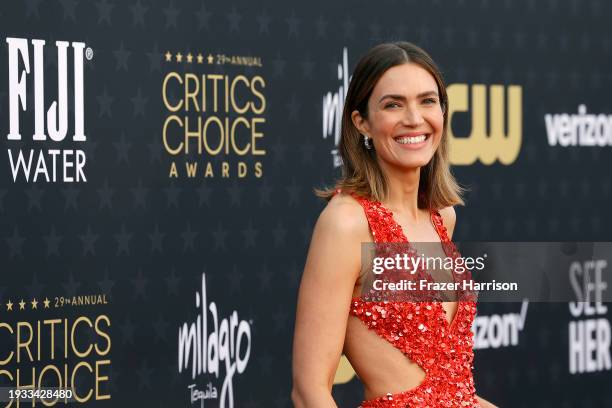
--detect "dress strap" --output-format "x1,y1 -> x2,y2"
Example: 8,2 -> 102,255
430,209 -> 451,243
430,209 -> 463,263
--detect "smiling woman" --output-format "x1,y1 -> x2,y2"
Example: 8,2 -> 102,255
353,63 -> 444,170
292,42 -> 497,408
314,43 -> 462,211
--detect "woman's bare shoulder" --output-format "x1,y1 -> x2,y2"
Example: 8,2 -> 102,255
315,192 -> 370,239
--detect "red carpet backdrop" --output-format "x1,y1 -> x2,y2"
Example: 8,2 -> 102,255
0,0 -> 611,407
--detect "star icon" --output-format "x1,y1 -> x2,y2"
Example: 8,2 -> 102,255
256,10 -> 272,34
207,54 -> 214,64
80,225 -> 99,256
43,298 -> 50,308
96,0 -> 114,25
146,44 -> 163,72
130,90 -> 147,117
181,223 -> 198,252
197,53 -> 204,64
176,52 -> 182,62
273,221 -> 287,247
96,87 -> 114,118
5,227 -> 25,258
164,268 -> 181,296
227,6 -> 241,33
113,41 -> 131,71
149,224 -> 164,253
6,300 -> 13,311
31,298 -> 38,309
114,225 -> 132,256
59,0 -> 78,21
195,4 -> 211,30
165,51 -> 172,62
131,180 -> 149,209
212,222 -> 228,251
163,1 -> 180,28
44,226 -> 63,257
19,299 -> 26,310
186,53 -> 193,63
130,0 -> 148,26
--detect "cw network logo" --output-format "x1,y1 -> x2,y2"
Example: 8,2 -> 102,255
447,84 -> 522,166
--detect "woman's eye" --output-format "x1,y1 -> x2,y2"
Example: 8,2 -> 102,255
423,98 -> 438,104
385,102 -> 400,108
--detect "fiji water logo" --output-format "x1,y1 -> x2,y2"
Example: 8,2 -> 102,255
322,47 -> 349,168
178,273 -> 252,408
4,37 -> 92,182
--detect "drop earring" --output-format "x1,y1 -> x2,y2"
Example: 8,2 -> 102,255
363,134 -> 372,150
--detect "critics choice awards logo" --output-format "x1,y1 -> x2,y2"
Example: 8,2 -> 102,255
0,297 -> 112,406
162,50 -> 266,179
4,37 -> 92,183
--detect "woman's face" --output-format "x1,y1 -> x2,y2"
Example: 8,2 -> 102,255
353,62 -> 444,170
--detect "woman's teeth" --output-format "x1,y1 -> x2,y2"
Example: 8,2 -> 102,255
395,134 -> 427,144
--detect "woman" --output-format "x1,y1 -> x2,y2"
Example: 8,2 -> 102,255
291,42 -> 496,407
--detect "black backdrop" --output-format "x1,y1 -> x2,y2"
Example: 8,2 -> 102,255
1,0 -> 611,407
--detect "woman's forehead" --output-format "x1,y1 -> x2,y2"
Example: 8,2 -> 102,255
372,63 -> 438,97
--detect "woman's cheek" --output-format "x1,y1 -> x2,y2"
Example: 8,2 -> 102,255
380,115 -> 399,133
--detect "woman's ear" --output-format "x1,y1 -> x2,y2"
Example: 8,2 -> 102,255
351,110 -> 369,136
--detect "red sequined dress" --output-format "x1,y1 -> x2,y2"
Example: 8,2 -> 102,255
339,190 -> 479,408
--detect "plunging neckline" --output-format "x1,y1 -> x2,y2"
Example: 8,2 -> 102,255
371,199 -> 460,328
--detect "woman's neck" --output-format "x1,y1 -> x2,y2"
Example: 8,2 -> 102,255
378,160 -> 422,223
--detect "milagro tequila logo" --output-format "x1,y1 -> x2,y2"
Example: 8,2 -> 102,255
4,37 -> 91,183
322,47 -> 349,168
178,273 -> 252,408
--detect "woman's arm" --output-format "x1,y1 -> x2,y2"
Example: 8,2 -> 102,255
476,395 -> 498,408
291,201 -> 365,408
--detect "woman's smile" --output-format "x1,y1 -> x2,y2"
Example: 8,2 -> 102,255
393,132 -> 432,150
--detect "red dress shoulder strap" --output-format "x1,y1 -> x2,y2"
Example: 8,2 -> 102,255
430,209 -> 451,243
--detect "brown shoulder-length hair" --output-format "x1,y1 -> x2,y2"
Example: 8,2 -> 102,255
316,41 -> 465,210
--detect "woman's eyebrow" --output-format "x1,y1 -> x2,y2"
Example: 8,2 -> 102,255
417,90 -> 439,98
378,94 -> 406,103
378,90 -> 439,103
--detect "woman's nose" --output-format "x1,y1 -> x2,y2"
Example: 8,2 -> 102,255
402,105 -> 425,127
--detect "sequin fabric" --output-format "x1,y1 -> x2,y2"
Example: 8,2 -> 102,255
337,189 -> 479,408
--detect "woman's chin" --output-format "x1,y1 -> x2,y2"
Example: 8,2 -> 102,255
389,159 -> 431,171
377,151 -> 435,171
395,154 -> 434,169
